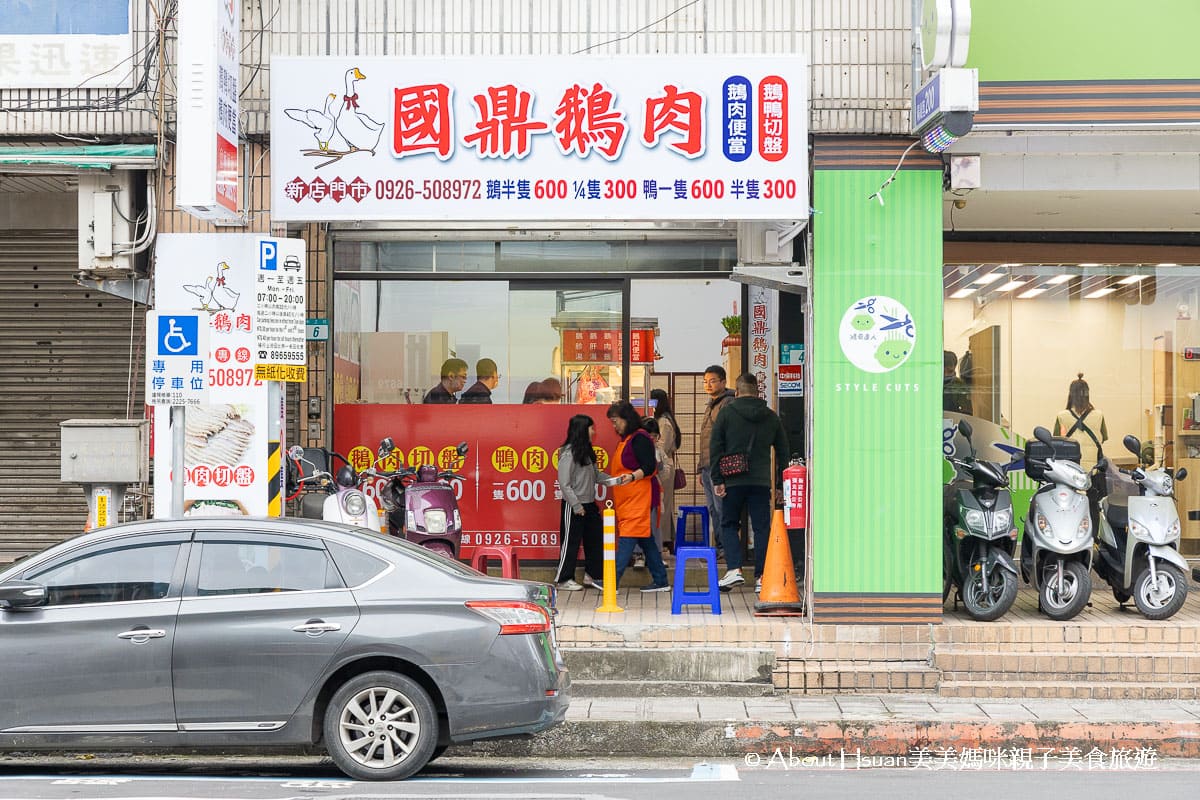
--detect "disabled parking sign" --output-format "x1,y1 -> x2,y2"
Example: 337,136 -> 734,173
146,310 -> 210,406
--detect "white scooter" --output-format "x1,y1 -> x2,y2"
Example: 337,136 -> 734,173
287,442 -> 390,532
1020,426 -> 1102,621
1094,434 -> 1190,619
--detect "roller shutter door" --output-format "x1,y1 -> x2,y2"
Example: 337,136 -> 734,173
0,231 -> 144,565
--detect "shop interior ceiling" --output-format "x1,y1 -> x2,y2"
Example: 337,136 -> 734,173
943,263 -> 1200,302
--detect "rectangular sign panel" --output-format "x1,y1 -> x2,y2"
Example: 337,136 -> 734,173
0,1 -> 133,89
145,310 -> 210,406
253,238 -> 307,381
271,56 -> 808,221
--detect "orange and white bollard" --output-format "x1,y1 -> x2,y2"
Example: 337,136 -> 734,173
597,501 -> 623,613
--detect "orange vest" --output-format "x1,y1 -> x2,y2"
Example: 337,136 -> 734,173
611,436 -> 653,538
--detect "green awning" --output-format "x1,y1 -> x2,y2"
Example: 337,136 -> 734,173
0,144 -> 156,170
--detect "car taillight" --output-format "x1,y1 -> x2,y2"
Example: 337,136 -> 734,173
465,600 -> 552,635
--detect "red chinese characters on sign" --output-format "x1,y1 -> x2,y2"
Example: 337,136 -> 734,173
757,76 -> 788,162
553,82 -> 628,160
643,85 -> 705,158
561,330 -> 655,364
463,84 -> 549,159
393,83 -> 454,159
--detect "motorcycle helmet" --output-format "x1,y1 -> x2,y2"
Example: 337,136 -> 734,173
335,465 -> 358,488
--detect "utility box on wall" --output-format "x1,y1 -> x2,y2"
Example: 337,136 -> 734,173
60,419 -> 148,484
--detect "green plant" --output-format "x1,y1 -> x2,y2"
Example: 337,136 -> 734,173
720,315 -> 742,336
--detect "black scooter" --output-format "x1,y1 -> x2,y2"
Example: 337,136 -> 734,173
942,419 -> 1020,621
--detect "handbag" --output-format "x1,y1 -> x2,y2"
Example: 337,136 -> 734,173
673,465 -> 687,490
716,431 -> 756,479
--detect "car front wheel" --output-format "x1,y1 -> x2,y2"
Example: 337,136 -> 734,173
323,671 -> 438,781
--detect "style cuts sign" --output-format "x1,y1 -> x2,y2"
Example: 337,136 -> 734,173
271,56 -> 808,221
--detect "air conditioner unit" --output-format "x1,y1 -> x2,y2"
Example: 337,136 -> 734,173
77,171 -> 142,274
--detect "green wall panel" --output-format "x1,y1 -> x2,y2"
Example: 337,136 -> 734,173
811,169 -> 943,594
967,0 -> 1200,81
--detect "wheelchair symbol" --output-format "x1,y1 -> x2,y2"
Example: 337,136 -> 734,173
157,315 -> 199,356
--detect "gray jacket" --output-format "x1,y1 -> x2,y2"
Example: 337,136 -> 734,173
557,446 -> 612,513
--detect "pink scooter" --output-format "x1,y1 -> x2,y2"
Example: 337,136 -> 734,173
379,440 -> 469,559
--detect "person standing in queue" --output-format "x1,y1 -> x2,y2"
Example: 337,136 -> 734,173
460,358 -> 499,404
698,365 -> 735,549
651,388 -> 682,555
555,414 -> 610,592
606,400 -> 670,592
423,358 -> 468,404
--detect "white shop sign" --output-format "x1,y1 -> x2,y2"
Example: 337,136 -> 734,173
271,55 -> 808,222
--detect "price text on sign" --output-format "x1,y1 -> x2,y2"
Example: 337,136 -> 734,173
335,403 -> 622,561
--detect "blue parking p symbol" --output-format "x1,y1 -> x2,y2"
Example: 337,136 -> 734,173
260,240 -> 278,271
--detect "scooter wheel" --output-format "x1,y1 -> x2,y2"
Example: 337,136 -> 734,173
962,563 -> 1018,622
1039,561 -> 1091,621
1133,564 -> 1188,620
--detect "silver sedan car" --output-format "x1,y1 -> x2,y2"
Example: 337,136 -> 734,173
0,518 -> 569,781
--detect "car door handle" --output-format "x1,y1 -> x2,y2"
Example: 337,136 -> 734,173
117,628 -> 166,643
292,621 -> 341,636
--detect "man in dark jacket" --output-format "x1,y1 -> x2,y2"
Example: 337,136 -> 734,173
460,358 -> 499,404
423,358 -> 468,404
710,373 -> 789,592
697,365 -> 735,549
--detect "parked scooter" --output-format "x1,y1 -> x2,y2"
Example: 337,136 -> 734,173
942,419 -> 1020,621
380,441 -> 469,558
1093,434 -> 1190,619
287,443 -> 389,532
1020,426 -> 1102,621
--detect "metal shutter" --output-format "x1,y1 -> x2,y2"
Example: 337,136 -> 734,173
0,231 -> 145,564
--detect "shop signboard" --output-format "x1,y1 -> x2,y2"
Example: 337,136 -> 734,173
748,285 -> 776,402
151,234 -> 299,519
561,329 -> 655,364
271,56 -> 808,221
0,0 -> 134,89
779,343 -> 804,397
335,404 -> 622,561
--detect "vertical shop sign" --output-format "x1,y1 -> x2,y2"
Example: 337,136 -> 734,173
748,285 -> 776,402
779,343 -> 804,397
152,235 -> 302,518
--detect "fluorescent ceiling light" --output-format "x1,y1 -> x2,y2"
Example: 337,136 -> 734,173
1158,263 -> 1179,267
998,263 -> 1024,268
1079,263 -> 1102,267
1017,287 -> 1048,299
949,288 -> 976,299
972,272 -> 1006,286
1045,275 -> 1075,285
1118,275 -> 1147,284
1084,287 -> 1117,299
995,280 -> 1027,292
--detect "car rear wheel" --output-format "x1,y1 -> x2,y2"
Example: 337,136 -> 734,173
323,671 -> 438,781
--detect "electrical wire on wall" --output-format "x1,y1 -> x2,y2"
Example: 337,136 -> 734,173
866,140 -> 921,206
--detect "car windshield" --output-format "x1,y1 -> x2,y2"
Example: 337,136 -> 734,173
313,522 -> 483,577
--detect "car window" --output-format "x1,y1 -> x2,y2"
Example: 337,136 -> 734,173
27,543 -> 181,606
196,541 -> 345,596
326,541 -> 390,586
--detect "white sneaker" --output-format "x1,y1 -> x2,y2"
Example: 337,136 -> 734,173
718,569 -> 745,589
633,554 -> 646,569
557,579 -> 583,591
755,579 -> 762,594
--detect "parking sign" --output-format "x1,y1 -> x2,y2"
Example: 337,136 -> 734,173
146,310 -> 210,406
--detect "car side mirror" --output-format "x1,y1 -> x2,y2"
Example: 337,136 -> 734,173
0,580 -> 47,610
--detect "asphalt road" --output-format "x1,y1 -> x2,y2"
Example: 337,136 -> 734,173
0,756 -> 1198,799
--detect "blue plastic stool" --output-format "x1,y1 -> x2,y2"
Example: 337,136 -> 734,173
675,505 -> 711,547
671,545 -> 722,615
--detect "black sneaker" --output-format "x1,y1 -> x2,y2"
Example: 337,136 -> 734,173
640,583 -> 671,593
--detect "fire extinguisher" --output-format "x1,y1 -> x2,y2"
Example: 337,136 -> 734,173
783,456 -> 807,529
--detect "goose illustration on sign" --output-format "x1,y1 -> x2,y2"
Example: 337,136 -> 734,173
838,295 -> 916,374
183,261 -> 241,314
284,67 -> 385,169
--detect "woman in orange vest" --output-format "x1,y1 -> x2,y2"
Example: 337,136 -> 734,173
606,401 -> 670,592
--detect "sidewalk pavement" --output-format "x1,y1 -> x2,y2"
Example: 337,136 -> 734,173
468,694 -> 1200,760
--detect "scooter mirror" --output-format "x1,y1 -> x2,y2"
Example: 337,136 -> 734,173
1033,426 -> 1053,446
287,445 -> 305,460
956,419 -> 973,440
1177,467 -> 1188,482
456,441 -> 469,456
1122,434 -> 1141,456
378,437 -> 395,457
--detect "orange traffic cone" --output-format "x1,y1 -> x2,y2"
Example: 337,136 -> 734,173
753,509 -> 804,616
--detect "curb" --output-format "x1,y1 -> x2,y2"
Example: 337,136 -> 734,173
465,718 -> 1200,759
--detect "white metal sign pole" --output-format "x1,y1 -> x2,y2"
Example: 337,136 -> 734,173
172,406 -> 186,518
